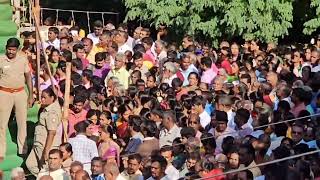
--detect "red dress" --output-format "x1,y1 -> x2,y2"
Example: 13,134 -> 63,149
117,121 -> 129,139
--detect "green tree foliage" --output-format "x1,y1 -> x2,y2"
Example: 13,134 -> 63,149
124,0 -> 293,45
303,0 -> 320,35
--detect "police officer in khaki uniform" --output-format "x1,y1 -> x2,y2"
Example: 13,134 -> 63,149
26,87 -> 62,175
0,38 -> 33,162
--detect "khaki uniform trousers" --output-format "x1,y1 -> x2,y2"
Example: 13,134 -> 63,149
0,90 -> 27,157
26,146 -> 45,175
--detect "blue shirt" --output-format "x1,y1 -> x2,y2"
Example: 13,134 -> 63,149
205,103 -> 214,115
180,64 -> 198,86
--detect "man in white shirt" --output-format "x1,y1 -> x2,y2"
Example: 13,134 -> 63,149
115,30 -> 133,54
191,96 -> 211,129
160,146 -> 179,180
179,53 -> 198,86
216,95 -> 236,129
210,111 -> 238,152
87,20 -> 103,45
147,155 -> 171,180
162,62 -> 178,86
37,149 -> 70,180
68,121 -> 99,173
118,23 -> 135,49
154,40 -> 167,65
118,154 -> 144,180
159,110 -> 181,147
43,27 -> 60,50
234,108 -> 254,138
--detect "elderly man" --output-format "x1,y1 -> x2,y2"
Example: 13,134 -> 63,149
105,53 -> 130,89
162,61 -> 179,86
159,110 -> 181,147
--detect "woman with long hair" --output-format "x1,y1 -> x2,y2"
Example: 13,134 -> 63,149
98,125 -> 120,166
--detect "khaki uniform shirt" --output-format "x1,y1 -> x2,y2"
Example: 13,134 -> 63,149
0,52 -> 30,88
34,100 -> 62,147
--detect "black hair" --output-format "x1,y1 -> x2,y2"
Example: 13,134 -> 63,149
42,87 -> 57,101
101,125 -> 115,138
191,95 -> 206,108
49,149 -> 63,159
215,110 -> 228,123
73,85 -> 89,99
201,133 -> 216,149
91,76 -> 103,88
171,78 -> 183,89
101,111 -> 112,120
6,37 -> 20,48
128,115 -> 142,132
188,72 -> 200,82
128,154 -> 142,163
278,100 -> 291,112
73,94 -> 86,104
235,108 -> 250,125
127,85 -> 138,99
141,119 -> 157,137
151,155 -> 168,170
118,104 -> 133,116
59,142 -> 73,155
133,44 -> 146,54
292,87 -> 306,103
180,127 -> 196,139
86,109 -> 101,123
48,27 -> 59,35
200,56 -> 212,68
141,37 -> 153,46
72,43 -> 84,52
71,72 -> 82,86
61,49 -> 72,62
133,51 -> 143,60
49,49 -> 60,63
95,52 -> 106,62
132,70 -> 142,80
72,58 -> 83,70
221,136 -> 235,154
160,145 -> 173,154
91,156 -> 103,164
82,69 -> 93,81
74,120 -> 91,133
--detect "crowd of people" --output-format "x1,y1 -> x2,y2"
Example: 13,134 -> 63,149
2,17 -> 320,180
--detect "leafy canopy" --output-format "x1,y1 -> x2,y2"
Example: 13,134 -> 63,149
124,0 -> 293,45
